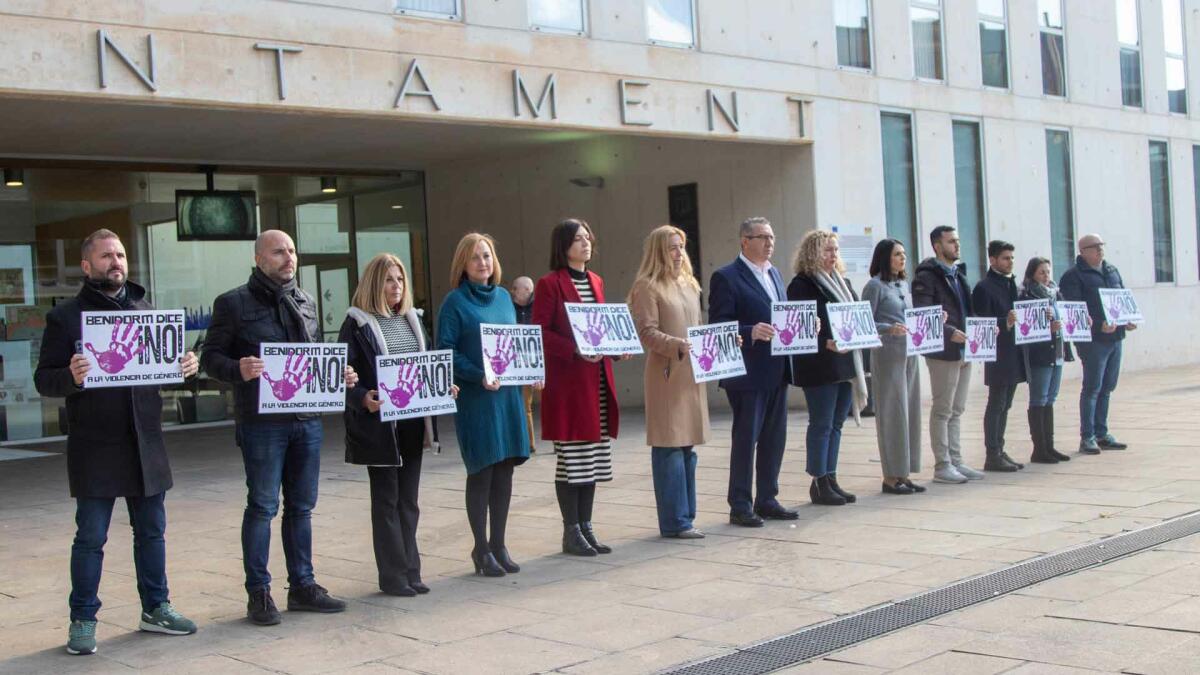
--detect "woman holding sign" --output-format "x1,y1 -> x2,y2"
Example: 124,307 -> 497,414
787,230 -> 869,506
437,234 -> 533,578
534,219 -> 622,556
1019,257 -> 1075,464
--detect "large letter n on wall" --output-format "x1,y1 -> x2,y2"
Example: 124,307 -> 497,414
97,30 -> 157,91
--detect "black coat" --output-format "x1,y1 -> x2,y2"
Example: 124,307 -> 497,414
338,310 -> 426,466
912,257 -> 974,361
971,269 -> 1026,387
1059,256 -> 1127,343
34,282 -> 172,498
786,274 -> 858,388
1018,286 -> 1075,368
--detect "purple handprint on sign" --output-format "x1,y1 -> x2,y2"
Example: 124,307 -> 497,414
968,331 -> 981,354
1064,312 -> 1078,336
85,320 -> 147,374
773,308 -> 801,346
837,321 -> 856,345
691,333 -> 718,372
1107,301 -> 1122,322
573,312 -> 608,347
261,352 -> 314,401
1018,309 -> 1033,337
911,314 -> 929,348
483,334 -> 517,376
379,362 -> 425,410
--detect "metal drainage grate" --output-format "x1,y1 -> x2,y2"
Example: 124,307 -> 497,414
662,510 -> 1200,675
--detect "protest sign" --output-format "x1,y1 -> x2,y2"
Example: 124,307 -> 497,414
905,306 -> 945,356
1098,288 -> 1144,325
687,321 -> 746,384
826,301 -> 882,351
1014,299 -> 1053,345
564,303 -> 644,356
257,343 -> 347,414
1057,301 -> 1092,343
81,310 -> 186,388
480,324 -> 544,385
964,317 -> 998,363
770,301 -> 818,356
375,350 -> 457,421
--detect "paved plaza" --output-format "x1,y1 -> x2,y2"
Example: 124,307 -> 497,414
1,365 -> 1199,674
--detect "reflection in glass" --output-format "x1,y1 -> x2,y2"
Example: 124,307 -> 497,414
1167,57 -> 1187,114
911,5 -> 943,80
646,0 -> 694,46
1041,31 -> 1066,96
1045,130 -> 1075,279
1120,47 -> 1142,107
529,0 -> 585,33
953,122 -> 986,285
1149,141 -> 1174,283
835,0 -> 872,69
980,20 -> 1008,88
881,112 -> 918,275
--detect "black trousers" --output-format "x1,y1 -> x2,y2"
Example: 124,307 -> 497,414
367,440 -> 424,590
984,383 -> 1018,452
725,382 -> 789,516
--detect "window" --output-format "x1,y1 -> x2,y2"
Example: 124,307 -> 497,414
394,0 -> 459,19
1193,146 -> 1200,279
979,0 -> 1009,88
1038,0 -> 1067,96
646,0 -> 695,48
881,112 -> 920,271
1045,129 -> 1076,278
530,0 -> 587,34
1117,0 -> 1143,107
952,121 -> 987,283
911,1 -> 944,80
1165,0 -> 1187,114
1149,141 -> 1174,282
835,0 -> 872,69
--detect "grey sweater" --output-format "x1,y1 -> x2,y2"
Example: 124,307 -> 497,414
861,276 -> 912,340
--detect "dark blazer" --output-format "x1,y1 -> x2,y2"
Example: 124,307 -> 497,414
34,281 -> 172,498
971,269 -> 1026,387
708,258 -> 792,390
912,257 -> 973,361
1018,286 -> 1075,368
1059,256 -> 1127,343
786,274 -> 858,388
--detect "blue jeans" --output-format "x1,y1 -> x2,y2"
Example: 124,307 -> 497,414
803,382 -> 853,477
238,418 -> 323,592
1027,365 -> 1063,408
651,446 -> 697,535
1076,341 -> 1122,440
70,492 -> 168,622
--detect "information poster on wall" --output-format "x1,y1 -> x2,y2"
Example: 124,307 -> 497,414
1098,288 -> 1145,325
964,317 -> 998,363
687,321 -> 746,384
826,301 -> 882,351
564,303 -> 644,356
770,301 -> 818,355
904,306 -> 945,356
830,225 -> 874,285
257,342 -> 347,413
480,324 -> 544,386
1057,301 -> 1092,343
375,350 -> 457,421
80,310 -> 187,388
1014,299 -> 1053,345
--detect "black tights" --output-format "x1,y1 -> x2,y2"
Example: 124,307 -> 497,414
554,482 -> 596,526
465,460 -> 515,553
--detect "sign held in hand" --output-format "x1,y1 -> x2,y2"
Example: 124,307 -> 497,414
1014,299 -> 1053,345
564,303 -> 644,356
375,350 -> 457,421
770,301 -> 818,355
81,310 -> 186,388
826,301 -> 882,351
686,321 -> 746,383
1057,301 -> 1092,343
480,324 -> 544,385
964,317 -> 998,363
258,343 -> 347,414
905,306 -> 945,356
1098,288 -> 1144,325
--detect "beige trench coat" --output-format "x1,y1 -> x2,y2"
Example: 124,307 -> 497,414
628,278 -> 710,448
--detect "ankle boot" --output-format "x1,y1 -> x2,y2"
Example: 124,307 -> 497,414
490,546 -> 520,573
471,548 -> 505,577
1045,406 -> 1070,461
810,476 -> 846,506
1029,407 -> 1058,464
579,522 -> 611,554
826,473 -> 857,503
984,447 -> 1018,472
562,524 -> 598,556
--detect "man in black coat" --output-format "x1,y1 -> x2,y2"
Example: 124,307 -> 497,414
35,229 -> 199,656
971,240 -> 1025,473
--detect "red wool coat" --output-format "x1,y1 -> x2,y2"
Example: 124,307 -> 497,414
533,268 -> 620,442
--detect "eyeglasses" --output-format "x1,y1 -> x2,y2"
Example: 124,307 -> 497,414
1082,243 -> 1106,250
744,234 -> 775,242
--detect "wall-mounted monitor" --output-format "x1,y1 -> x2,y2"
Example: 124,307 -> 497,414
175,190 -> 258,241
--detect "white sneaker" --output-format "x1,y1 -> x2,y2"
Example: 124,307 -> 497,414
954,463 -> 986,480
933,466 -> 969,483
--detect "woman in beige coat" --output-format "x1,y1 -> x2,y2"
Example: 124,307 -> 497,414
627,225 -> 709,538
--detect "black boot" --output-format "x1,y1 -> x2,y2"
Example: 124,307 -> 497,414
1045,406 -> 1070,461
826,473 -> 857,503
562,524 -> 598,556
490,546 -> 521,573
984,447 -> 1018,472
471,548 -> 506,577
1029,407 -> 1059,464
579,522 -> 611,554
809,476 -> 846,506
1000,450 -> 1025,470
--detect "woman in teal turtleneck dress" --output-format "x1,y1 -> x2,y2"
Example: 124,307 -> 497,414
437,233 -> 533,578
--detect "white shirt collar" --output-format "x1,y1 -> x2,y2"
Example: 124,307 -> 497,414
739,253 -> 772,275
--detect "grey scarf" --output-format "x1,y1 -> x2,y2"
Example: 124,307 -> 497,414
814,270 -> 869,425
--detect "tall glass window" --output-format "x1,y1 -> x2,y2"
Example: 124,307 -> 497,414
1039,0 -> 1067,96
1117,0 -> 1143,108
1193,146 -> 1200,279
646,0 -> 695,47
1045,129 -> 1076,278
394,0 -> 459,19
835,0 -> 872,69
1149,141 -> 1175,283
952,121 -> 987,283
1165,0 -> 1188,114
530,0 -> 587,34
979,0 -> 1009,88
911,0 -> 945,81
881,112 -> 920,271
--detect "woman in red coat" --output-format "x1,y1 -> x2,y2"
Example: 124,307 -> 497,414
534,218 -> 623,557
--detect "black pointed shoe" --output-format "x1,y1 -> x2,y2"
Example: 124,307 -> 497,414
882,480 -> 914,495
471,549 -> 506,577
490,546 -> 521,573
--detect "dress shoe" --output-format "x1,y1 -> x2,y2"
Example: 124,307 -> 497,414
755,502 -> 800,520
490,546 -> 521,573
902,479 -> 927,493
562,524 -> 598,557
882,480 -> 914,495
984,451 -> 1018,472
407,576 -> 430,595
999,451 -> 1025,470
580,522 -> 612,554
826,474 -> 857,503
471,549 -> 505,577
380,583 -> 416,597
729,512 -> 765,527
1097,435 -> 1128,450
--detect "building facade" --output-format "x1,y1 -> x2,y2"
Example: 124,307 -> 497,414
0,0 -> 1197,444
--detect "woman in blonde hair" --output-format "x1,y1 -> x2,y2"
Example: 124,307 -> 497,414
339,253 -> 457,596
627,226 -> 708,538
436,233 -> 534,578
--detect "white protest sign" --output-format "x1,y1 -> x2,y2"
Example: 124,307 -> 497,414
686,321 -> 746,384
375,350 -> 456,422
480,324 -> 544,386
770,301 -> 819,356
1099,288 -> 1144,325
1014,299 -> 1053,345
564,303 -> 644,356
257,343 -> 347,414
904,306 -> 945,356
826,301 -> 882,351
81,310 -> 186,388
1057,301 -> 1092,343
964,317 -> 998,363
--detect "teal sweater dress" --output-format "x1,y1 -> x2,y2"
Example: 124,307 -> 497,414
437,281 -> 531,475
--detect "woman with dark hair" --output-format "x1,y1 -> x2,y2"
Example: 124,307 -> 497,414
533,219 -> 624,556
1020,257 -> 1076,464
861,239 -> 925,494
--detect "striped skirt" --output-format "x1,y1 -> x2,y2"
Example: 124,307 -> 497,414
554,370 -> 613,484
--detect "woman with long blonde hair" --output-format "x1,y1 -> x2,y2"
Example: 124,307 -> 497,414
627,226 -> 708,538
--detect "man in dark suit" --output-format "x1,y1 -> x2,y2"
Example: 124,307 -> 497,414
971,240 -> 1025,473
709,217 -> 797,526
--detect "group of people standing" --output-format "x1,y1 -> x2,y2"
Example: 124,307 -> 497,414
39,218 -> 1135,657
